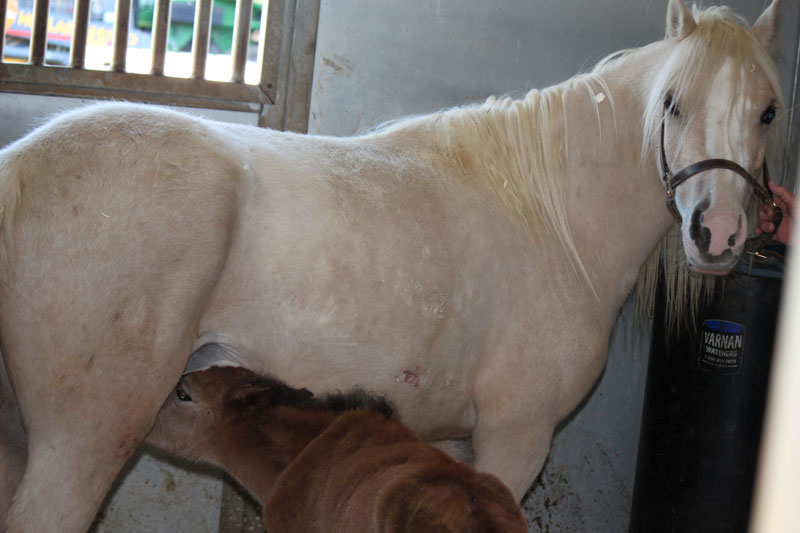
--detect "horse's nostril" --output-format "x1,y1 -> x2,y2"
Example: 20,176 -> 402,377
690,209 -> 701,241
727,215 -> 743,247
690,207 -> 710,253
694,211 -> 741,256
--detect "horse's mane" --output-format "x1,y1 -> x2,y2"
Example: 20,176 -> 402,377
635,5 -> 786,330
375,73 -> 613,295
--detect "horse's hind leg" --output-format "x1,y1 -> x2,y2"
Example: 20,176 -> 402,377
1,299 -> 209,533
0,106 -> 241,532
1,184 -> 236,531
0,351 -> 26,525
2,253 -> 233,533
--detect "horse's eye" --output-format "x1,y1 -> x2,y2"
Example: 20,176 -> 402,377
175,383 -> 192,402
664,93 -> 680,117
761,104 -> 777,125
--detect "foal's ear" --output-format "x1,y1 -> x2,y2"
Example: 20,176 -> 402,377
666,0 -> 696,40
752,0 -> 781,51
228,382 -> 272,409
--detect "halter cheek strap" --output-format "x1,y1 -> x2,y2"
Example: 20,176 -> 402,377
659,118 -> 782,256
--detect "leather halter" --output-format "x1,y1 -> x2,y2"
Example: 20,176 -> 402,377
659,118 -> 782,256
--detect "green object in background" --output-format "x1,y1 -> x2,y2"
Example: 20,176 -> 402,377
133,0 -> 264,54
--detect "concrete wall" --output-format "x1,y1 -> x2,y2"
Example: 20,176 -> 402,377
1,1 -> 797,531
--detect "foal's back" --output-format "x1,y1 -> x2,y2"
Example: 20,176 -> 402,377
266,407 -> 528,533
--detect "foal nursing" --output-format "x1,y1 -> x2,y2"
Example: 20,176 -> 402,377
146,366 -> 526,532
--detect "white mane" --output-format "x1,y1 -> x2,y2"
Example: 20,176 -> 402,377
376,72 -> 614,295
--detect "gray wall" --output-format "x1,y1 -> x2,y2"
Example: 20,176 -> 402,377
0,1 -> 797,531
309,0 -> 799,144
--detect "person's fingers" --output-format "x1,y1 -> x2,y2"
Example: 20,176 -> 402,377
768,182 -> 795,211
768,181 -> 788,196
757,206 -> 777,228
761,221 -> 775,233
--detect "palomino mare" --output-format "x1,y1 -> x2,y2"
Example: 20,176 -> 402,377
0,0 -> 784,530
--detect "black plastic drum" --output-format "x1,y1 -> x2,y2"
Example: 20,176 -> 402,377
629,249 -> 785,533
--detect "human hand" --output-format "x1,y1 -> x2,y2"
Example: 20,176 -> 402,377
755,181 -> 795,245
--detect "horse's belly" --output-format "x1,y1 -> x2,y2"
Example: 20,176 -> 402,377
201,306 -> 480,440
196,145 -> 533,440
199,236 -> 488,440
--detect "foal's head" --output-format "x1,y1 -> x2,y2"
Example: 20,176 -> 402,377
146,366 -> 392,459
146,367 -> 313,458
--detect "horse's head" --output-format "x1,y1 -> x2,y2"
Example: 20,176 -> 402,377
646,0 -> 783,274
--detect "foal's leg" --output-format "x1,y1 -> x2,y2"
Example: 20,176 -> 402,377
0,353 -> 26,525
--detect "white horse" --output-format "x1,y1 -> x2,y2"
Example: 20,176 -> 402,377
0,0 -> 784,530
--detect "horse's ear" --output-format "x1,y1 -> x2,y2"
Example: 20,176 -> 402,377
666,0 -> 696,40
752,0 -> 781,51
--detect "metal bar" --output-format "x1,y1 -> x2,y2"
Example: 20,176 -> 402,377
254,0 -> 268,83
29,0 -> 50,65
70,0 -> 92,68
259,0 -> 284,102
0,0 -> 8,62
0,63 -> 269,111
112,0 -> 131,72
191,0 -> 213,79
230,0 -> 253,83
258,0 -> 290,129
150,0 -> 172,75
282,0 -> 319,133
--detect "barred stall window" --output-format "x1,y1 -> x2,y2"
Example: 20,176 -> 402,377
0,0 -> 319,130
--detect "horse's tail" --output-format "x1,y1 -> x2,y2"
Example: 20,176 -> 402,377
0,145 -> 27,521
0,146 -> 22,255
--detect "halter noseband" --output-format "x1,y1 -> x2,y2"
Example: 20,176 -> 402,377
659,118 -> 782,256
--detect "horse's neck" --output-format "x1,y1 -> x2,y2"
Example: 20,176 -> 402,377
564,45 -> 676,316
376,41 -> 676,316
215,408 -> 339,503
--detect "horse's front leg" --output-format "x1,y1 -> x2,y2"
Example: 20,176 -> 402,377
470,402 -> 555,501
468,344 -> 563,501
